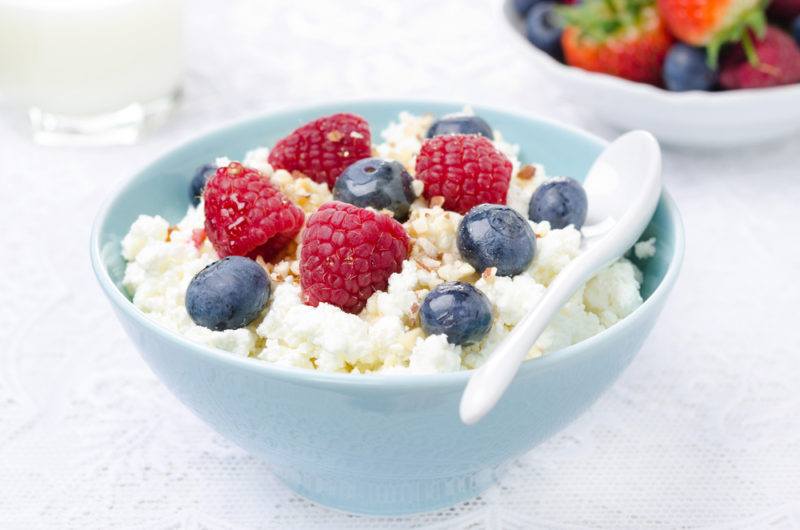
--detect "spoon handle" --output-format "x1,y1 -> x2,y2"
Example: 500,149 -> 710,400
459,254 -> 600,425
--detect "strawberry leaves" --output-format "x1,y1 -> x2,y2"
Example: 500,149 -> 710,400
706,6 -> 767,68
558,0 -> 657,42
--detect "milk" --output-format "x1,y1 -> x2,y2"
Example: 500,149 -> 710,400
0,0 -> 183,142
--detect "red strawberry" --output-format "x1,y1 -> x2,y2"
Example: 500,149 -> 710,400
300,202 -> 409,314
414,134 -> 512,214
267,113 -> 371,188
204,162 -> 305,260
657,0 -> 766,65
720,26 -> 800,88
560,1 -> 674,85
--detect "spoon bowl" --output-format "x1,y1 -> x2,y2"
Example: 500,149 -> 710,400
460,131 -> 662,425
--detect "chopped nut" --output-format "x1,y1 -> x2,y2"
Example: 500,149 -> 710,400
430,196 -> 445,208
417,237 -> 438,258
411,217 -> 428,234
517,164 -> 536,180
420,256 -> 440,270
326,130 -> 344,142
482,267 -> 497,281
400,328 -> 425,350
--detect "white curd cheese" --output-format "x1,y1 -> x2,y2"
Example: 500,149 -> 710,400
122,208 -> 256,357
120,111 -> 651,373
634,237 -> 657,259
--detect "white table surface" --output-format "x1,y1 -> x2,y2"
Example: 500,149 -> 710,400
2,1 -> 799,528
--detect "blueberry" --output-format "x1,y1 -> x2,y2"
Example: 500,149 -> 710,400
426,116 -> 493,139
663,43 -> 718,91
333,157 -> 416,220
512,0 -> 542,16
525,3 -> 563,61
419,282 -> 493,346
528,177 -> 588,230
793,16 -> 800,47
457,204 -> 536,277
189,163 -> 216,206
185,256 -> 270,331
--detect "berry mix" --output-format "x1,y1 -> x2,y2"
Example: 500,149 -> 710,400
515,0 -> 800,91
121,110 -> 653,373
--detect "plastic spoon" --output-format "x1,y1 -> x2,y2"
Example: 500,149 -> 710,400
459,130 -> 662,425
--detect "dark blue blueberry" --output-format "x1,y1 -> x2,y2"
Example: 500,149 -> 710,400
426,116 -> 493,139
189,163 -> 217,206
185,256 -> 270,331
793,16 -> 800,47
457,204 -> 536,277
512,0 -> 542,16
333,157 -> 416,221
419,282 -> 493,346
525,3 -> 563,61
663,43 -> 718,91
528,177 -> 588,230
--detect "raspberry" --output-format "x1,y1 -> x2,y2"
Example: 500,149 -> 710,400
267,113 -> 372,188
720,27 -> 800,89
415,134 -> 512,214
204,162 -> 305,260
300,201 -> 409,314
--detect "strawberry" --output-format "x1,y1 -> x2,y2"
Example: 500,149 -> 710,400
657,0 -> 767,65
560,0 -> 674,85
719,26 -> 800,88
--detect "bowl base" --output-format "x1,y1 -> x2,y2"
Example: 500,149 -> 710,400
271,462 -> 505,516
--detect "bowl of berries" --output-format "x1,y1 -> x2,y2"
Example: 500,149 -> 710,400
91,100 -> 683,515
505,0 -> 800,147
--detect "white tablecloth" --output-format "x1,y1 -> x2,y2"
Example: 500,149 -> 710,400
2,1 -> 799,528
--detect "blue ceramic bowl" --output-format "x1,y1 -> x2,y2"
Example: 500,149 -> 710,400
91,100 -> 684,516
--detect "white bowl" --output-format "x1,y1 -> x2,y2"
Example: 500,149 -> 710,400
502,1 -> 800,148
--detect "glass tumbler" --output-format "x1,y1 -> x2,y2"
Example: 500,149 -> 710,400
0,0 -> 184,146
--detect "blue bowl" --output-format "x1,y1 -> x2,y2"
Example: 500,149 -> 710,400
90,100 -> 684,516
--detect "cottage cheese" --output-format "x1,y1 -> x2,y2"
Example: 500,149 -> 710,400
634,237 -> 657,259
121,206 -> 257,357
121,111 -> 651,374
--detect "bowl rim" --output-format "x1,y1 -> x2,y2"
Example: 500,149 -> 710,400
500,0 -> 800,104
90,97 -> 685,390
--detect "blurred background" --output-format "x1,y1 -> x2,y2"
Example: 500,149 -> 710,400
1,0 -> 799,528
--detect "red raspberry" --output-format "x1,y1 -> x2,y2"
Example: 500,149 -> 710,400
204,162 -> 305,260
720,27 -> 800,89
415,134 -> 512,214
267,113 -> 372,188
300,201 -> 409,314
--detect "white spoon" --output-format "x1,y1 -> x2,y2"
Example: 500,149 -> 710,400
459,130 -> 662,425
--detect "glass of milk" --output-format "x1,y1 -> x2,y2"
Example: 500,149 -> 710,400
0,0 -> 184,145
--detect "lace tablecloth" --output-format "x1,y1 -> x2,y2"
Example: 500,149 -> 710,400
2,1 -> 799,528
